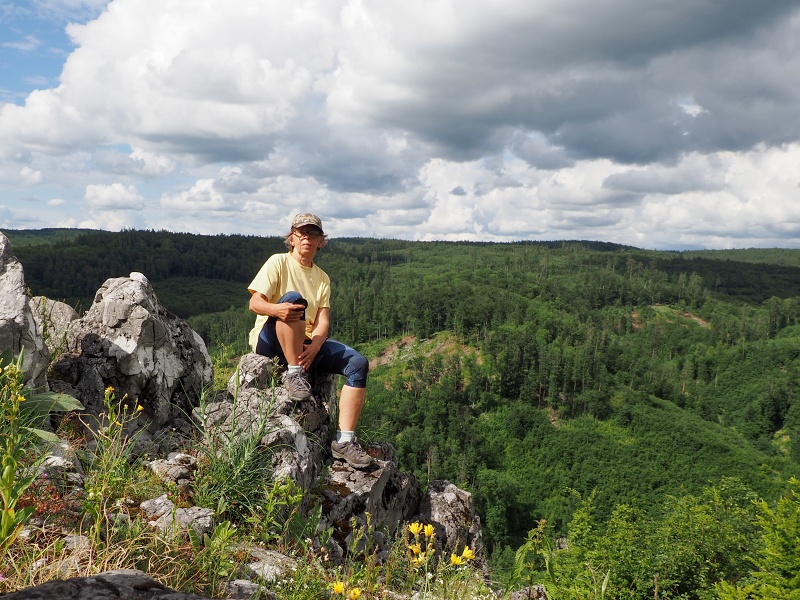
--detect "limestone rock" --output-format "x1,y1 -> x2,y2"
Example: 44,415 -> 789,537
245,548 -> 298,582
417,480 -> 485,563
508,586 -> 548,599
148,452 -> 198,485
140,494 -> 175,520
0,569 -> 211,599
39,439 -> 86,487
0,232 -> 49,390
140,494 -> 214,536
321,452 -> 422,556
227,353 -> 278,395
29,295 -> 79,357
198,353 -> 337,492
48,272 -> 213,448
169,506 -> 215,537
224,579 -> 275,600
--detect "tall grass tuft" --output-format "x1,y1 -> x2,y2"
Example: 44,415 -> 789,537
191,369 -> 282,527
79,386 -> 146,546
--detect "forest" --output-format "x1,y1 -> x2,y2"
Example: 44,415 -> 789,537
5,228 -> 800,598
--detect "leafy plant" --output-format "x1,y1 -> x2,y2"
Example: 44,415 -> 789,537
1,351 -> 83,554
80,385 -> 144,546
188,520 -> 239,592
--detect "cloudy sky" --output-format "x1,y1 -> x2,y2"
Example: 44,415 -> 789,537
1,0 -> 800,249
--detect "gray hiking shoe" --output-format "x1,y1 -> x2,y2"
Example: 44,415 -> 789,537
282,370 -> 312,402
331,438 -> 375,469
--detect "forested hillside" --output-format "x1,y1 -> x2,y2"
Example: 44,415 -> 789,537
5,228 -> 800,592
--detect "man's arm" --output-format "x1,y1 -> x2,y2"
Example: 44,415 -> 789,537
249,292 -> 305,322
298,307 -> 330,369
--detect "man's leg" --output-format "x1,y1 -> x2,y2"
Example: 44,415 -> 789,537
268,291 -> 311,401
276,318 -> 312,401
275,318 -> 305,366
313,338 -> 374,468
338,385 -> 366,432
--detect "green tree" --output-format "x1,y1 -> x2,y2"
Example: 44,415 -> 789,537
718,478 -> 800,600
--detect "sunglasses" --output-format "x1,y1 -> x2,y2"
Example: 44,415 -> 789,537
293,228 -> 323,239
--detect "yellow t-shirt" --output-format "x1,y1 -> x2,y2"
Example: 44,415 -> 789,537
247,252 -> 331,350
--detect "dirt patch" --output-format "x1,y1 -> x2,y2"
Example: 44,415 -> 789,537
546,407 -> 563,428
369,336 -> 416,368
643,305 -> 710,329
369,334 -> 482,369
681,312 -> 709,327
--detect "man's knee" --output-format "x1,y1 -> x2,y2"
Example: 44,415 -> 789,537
346,351 -> 369,387
277,290 -> 306,305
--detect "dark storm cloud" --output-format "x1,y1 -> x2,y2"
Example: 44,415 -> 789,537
139,132 -> 279,164
603,167 -> 719,196
353,0 -> 800,167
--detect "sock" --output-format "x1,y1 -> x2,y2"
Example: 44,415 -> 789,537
287,365 -> 303,375
336,430 -> 355,444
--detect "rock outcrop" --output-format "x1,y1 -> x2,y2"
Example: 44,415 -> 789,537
48,272 -> 213,452
0,232 -> 50,389
1,569 -> 212,600
418,479 -> 485,565
199,352 -> 426,558
196,353 -> 336,491
30,295 -> 79,357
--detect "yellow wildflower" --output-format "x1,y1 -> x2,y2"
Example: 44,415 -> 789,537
115,420 -> 123,427
408,521 -> 423,536
411,555 -> 424,567
424,523 -> 435,538
136,405 -> 144,412
409,543 -> 422,555
461,546 -> 475,560
331,581 -> 345,595
105,386 -> 115,394
17,395 -> 25,402
348,588 -> 362,600
450,553 -> 464,565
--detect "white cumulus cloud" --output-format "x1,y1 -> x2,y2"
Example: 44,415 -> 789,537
20,166 -> 42,184
160,179 -> 230,212
84,182 -> 144,210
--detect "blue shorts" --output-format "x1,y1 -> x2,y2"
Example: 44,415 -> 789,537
255,291 -> 368,388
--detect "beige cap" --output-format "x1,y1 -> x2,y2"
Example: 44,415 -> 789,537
291,213 -> 324,233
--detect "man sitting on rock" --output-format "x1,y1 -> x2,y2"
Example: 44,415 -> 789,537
247,213 -> 374,469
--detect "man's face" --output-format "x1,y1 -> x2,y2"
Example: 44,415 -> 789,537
292,226 -> 324,250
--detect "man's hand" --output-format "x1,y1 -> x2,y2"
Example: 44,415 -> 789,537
275,302 -> 306,322
298,343 -> 319,369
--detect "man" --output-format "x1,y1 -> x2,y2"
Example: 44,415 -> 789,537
247,213 -> 374,469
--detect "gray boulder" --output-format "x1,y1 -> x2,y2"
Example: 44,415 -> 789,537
417,480 -> 485,564
0,569 -> 210,599
0,232 -> 49,390
198,353 -> 336,492
39,439 -> 86,487
48,272 -> 213,449
321,457 -> 422,557
140,494 -> 214,537
30,295 -> 79,357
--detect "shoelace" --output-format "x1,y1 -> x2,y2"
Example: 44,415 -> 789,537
287,372 -> 311,392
